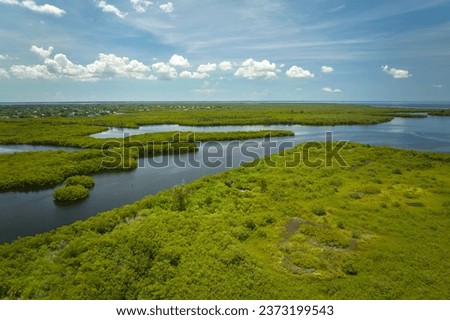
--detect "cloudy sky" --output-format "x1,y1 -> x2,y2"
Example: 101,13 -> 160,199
0,0 -> 449,102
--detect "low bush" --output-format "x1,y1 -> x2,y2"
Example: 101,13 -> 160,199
312,205 -> 327,216
361,185 -> 381,195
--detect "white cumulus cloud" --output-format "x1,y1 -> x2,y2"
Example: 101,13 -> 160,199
169,54 -> 190,68
234,58 -> 278,79
197,63 -> 216,73
0,68 -> 10,79
45,53 -> 87,79
322,87 -> 342,93
179,70 -> 208,79
8,45 -> 246,82
10,64 -> 56,80
382,65 -> 412,79
152,61 -> 177,80
97,0 -> 127,19
130,0 -> 152,13
286,65 -> 314,78
11,45 -> 154,81
321,66 -> 334,73
30,45 -> 54,58
0,0 -> 66,17
0,54 -> 11,60
218,61 -> 234,71
159,1 -> 173,13
86,53 -> 150,80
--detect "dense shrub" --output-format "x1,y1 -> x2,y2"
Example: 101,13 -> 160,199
54,185 -> 89,202
65,175 -> 95,189
172,185 -> 190,211
312,205 -> 327,216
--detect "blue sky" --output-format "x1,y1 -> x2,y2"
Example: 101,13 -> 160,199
0,0 -> 449,102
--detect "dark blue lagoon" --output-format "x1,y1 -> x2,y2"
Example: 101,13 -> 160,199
0,116 -> 449,243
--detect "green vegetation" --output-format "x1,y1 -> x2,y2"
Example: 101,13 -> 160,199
65,175 -> 95,189
0,143 -> 448,299
428,109 -> 450,116
0,149 -> 136,192
1,103 -> 447,124
53,175 -> 96,203
53,185 -> 89,203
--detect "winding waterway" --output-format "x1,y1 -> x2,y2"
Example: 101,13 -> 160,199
0,116 -> 449,243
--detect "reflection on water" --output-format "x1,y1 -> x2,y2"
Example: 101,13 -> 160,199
0,116 -> 449,243
91,124 -> 281,138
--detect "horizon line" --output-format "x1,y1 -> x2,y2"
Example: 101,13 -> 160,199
1,100 -> 450,105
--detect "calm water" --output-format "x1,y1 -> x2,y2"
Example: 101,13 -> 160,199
0,116 -> 449,243
92,116 -> 450,152
0,144 -> 80,154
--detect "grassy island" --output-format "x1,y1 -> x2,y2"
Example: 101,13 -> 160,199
53,185 -> 89,203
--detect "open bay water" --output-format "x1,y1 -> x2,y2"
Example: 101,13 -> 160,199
0,115 -> 449,243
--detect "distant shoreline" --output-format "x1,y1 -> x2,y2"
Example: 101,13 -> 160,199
0,100 -> 449,109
